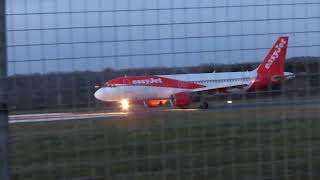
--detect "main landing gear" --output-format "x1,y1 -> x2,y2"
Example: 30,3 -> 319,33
198,99 -> 209,109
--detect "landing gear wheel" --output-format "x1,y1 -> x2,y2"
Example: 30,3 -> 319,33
199,101 -> 209,109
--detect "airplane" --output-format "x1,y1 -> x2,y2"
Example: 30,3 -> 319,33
94,36 -> 295,110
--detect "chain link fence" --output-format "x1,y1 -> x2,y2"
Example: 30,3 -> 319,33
2,0 -> 320,179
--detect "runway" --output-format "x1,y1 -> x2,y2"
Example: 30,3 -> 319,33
9,98 -> 320,124
9,112 -> 128,124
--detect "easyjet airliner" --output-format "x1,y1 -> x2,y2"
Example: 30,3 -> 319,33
94,37 -> 294,110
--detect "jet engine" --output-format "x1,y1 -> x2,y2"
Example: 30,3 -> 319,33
169,92 -> 192,108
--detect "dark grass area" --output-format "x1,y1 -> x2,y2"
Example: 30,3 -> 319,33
9,106 -> 320,180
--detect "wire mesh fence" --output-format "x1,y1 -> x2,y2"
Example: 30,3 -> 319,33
3,0 -> 320,179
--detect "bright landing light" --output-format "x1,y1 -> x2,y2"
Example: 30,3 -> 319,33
121,99 -> 130,110
227,100 -> 233,104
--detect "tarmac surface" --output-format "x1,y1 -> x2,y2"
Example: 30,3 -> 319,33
9,98 -> 320,124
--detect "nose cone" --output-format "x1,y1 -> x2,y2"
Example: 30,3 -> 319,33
94,89 -> 104,101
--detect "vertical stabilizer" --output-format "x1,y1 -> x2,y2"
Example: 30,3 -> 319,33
256,36 -> 288,78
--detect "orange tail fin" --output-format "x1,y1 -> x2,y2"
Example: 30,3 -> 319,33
256,36 -> 289,78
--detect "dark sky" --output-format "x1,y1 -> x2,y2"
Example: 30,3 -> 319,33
6,0 -> 320,75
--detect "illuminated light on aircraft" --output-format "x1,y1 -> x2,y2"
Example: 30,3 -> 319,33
120,99 -> 130,110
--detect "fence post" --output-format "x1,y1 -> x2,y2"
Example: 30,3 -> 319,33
0,0 -> 9,179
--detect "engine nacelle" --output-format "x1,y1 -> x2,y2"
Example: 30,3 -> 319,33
170,92 -> 192,108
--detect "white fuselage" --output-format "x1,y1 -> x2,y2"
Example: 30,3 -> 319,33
94,71 -> 258,102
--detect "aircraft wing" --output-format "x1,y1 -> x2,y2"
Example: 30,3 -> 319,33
190,81 -> 251,93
